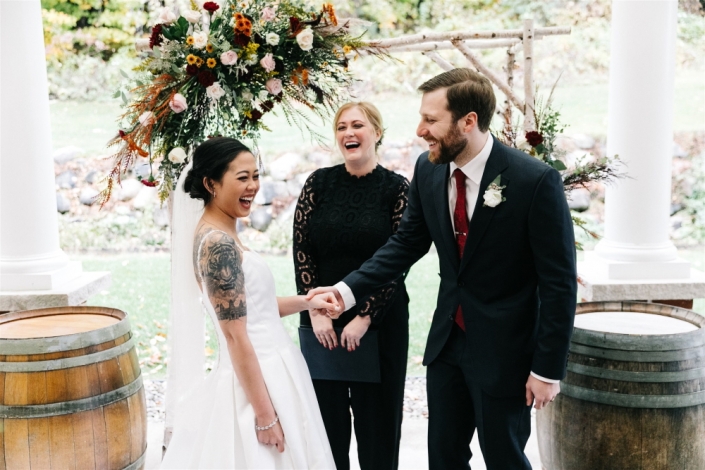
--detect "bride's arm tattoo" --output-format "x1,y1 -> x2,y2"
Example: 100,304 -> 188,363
196,228 -> 247,321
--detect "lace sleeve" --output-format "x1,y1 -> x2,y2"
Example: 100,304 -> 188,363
358,176 -> 410,324
293,171 -> 320,295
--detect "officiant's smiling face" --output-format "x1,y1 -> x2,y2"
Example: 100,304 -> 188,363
209,151 -> 260,219
335,105 -> 381,166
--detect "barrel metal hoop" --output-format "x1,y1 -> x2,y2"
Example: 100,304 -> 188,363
0,318 -> 132,355
0,374 -> 143,419
122,447 -> 147,470
569,343 -> 705,362
571,327 -> 705,351
0,338 -> 135,372
567,362 -> 705,383
561,382 -> 705,408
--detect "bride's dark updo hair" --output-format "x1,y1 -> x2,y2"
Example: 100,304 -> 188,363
183,137 -> 252,204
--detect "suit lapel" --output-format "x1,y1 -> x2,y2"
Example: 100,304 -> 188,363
459,143 -> 510,273
432,163 -> 459,271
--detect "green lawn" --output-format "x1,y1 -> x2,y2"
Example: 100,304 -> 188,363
81,248 -> 705,379
50,68 -> 704,157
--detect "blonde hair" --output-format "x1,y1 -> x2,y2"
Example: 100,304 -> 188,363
333,102 -> 384,149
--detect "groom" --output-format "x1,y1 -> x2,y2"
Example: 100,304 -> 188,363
308,68 -> 577,469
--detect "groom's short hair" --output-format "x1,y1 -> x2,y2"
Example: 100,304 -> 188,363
418,68 -> 496,132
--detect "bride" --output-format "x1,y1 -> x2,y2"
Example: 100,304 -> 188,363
161,137 -> 337,469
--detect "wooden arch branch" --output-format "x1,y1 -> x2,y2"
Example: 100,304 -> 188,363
451,39 -> 525,113
422,51 -> 454,71
364,26 -> 570,49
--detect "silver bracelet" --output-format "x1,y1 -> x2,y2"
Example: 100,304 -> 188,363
255,415 -> 279,431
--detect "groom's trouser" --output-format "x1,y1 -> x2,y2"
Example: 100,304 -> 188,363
427,324 -> 532,470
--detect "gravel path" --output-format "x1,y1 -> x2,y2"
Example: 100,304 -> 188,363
145,376 -> 429,422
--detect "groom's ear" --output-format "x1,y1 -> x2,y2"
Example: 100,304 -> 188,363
460,112 -> 478,133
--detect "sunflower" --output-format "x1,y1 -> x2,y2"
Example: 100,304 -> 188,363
206,58 -> 217,68
206,43 -> 214,53
186,54 -> 198,65
186,36 -> 195,45
196,57 -> 204,67
343,45 -> 352,55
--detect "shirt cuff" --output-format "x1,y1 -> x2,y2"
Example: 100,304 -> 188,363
531,372 -> 560,384
334,281 -> 356,311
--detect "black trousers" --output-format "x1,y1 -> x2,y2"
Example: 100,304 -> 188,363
427,324 -> 532,470
312,298 -> 408,470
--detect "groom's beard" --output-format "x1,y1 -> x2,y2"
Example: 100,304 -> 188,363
427,123 -> 467,165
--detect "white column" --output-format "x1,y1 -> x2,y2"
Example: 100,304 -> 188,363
579,0 -> 705,302
585,0 -> 690,280
0,0 -> 77,290
0,0 -> 109,310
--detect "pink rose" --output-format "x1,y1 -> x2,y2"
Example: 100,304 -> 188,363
259,53 -> 276,73
220,50 -> 238,66
265,78 -> 282,95
261,6 -> 277,22
169,93 -> 188,113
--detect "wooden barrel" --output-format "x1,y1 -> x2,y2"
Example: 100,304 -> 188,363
537,301 -> 705,469
0,306 -> 147,470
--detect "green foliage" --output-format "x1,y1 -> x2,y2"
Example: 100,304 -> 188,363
673,152 -> 705,245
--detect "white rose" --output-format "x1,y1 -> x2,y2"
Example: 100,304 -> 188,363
183,9 -> 202,23
296,27 -> 314,51
258,89 -> 269,101
192,31 -> 208,49
483,188 -> 504,208
241,89 -> 254,102
138,111 -> 155,126
158,7 -> 177,24
168,147 -> 187,164
206,82 -> 225,101
266,32 -> 280,46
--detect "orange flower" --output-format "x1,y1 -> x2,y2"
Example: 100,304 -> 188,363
206,58 -> 217,68
243,26 -> 252,37
236,19 -> 247,30
234,12 -> 244,20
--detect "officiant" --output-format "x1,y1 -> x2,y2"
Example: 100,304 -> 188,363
294,102 -> 410,470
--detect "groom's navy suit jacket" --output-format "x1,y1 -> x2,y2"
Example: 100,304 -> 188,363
343,139 -> 577,397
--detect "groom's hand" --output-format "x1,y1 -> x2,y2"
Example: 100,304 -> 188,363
306,286 -> 345,318
525,375 -> 560,410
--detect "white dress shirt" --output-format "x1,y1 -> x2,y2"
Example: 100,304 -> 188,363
334,134 -> 557,383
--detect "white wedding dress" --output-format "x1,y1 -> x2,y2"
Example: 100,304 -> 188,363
160,243 -> 336,469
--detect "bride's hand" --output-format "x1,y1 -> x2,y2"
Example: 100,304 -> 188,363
256,419 -> 285,453
308,292 -> 341,319
341,315 -> 371,352
310,313 -> 337,350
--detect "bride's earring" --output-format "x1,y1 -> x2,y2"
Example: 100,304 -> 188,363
213,191 -> 216,198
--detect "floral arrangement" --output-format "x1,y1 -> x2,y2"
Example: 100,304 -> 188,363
101,0 -> 370,204
498,97 -> 624,248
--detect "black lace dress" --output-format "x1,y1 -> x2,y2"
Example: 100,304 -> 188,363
294,164 -> 410,470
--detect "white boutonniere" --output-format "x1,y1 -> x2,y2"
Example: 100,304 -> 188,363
483,175 -> 506,208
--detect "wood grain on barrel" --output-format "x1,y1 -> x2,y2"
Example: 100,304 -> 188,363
4,419 -> 30,469
27,418 -> 50,469
0,314 -> 119,339
0,419 -> 6,470
105,399 -> 132,469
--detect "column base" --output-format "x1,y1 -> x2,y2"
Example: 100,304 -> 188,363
578,259 -> 705,303
0,261 -> 83,290
0,271 -> 111,313
582,251 -> 691,280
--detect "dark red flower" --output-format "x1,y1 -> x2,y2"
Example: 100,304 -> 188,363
140,179 -> 159,187
249,109 -> 263,122
118,130 -> 126,138
197,71 -> 215,87
203,1 -> 219,12
149,24 -> 163,49
233,32 -> 250,47
289,16 -> 301,34
186,64 -> 198,76
525,131 -> 544,147
260,100 -> 274,113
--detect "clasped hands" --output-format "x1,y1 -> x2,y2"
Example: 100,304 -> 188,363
306,286 -> 369,352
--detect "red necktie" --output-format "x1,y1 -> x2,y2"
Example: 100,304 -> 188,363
453,169 -> 467,331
